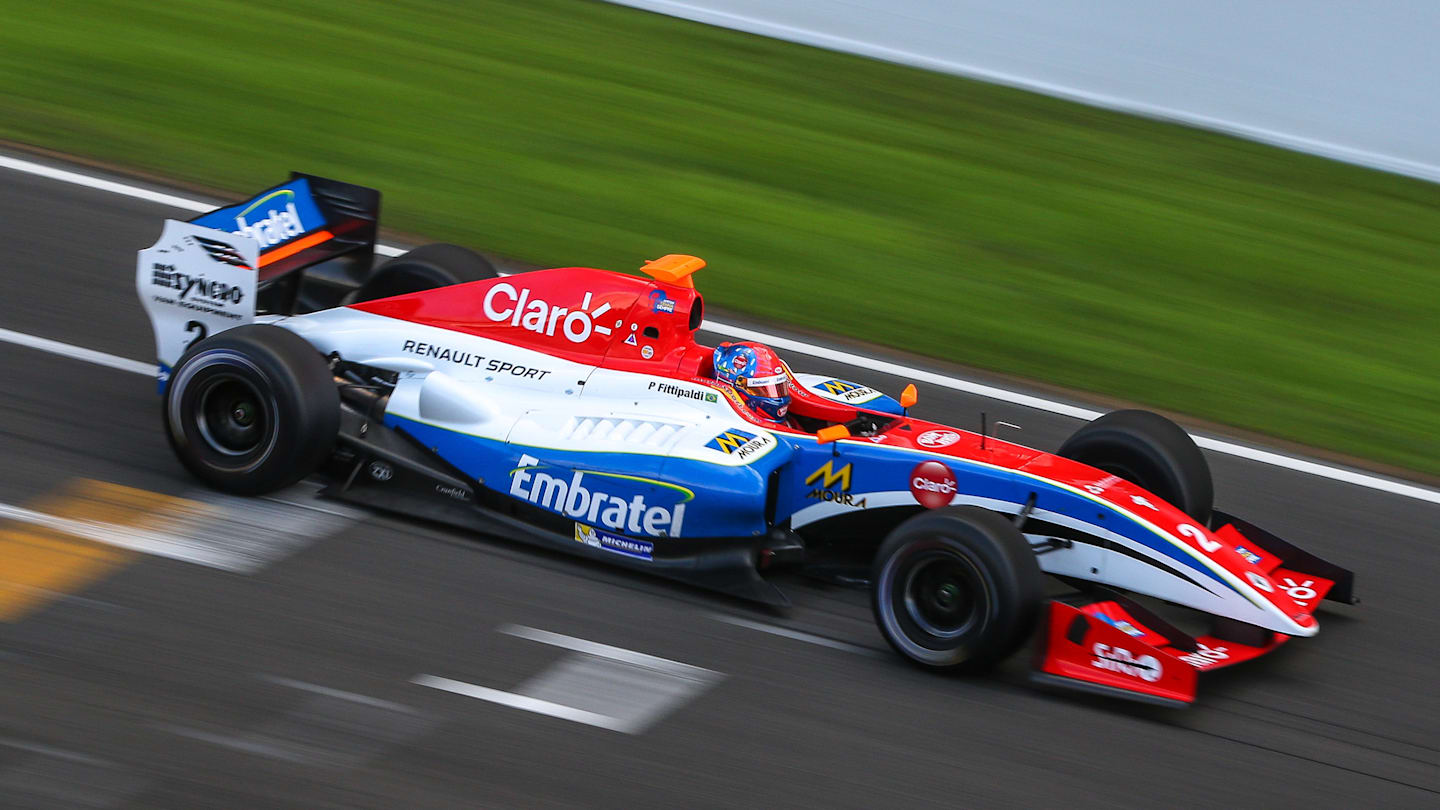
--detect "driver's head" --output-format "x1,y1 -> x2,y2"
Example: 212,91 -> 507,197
713,341 -> 790,421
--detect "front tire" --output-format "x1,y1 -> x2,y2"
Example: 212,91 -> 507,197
871,506 -> 1042,672
1056,409 -> 1213,524
163,324 -> 338,495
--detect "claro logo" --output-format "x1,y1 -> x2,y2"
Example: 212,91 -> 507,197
483,283 -> 615,344
909,460 -> 956,509
1091,643 -> 1162,683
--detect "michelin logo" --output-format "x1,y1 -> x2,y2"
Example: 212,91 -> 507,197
510,454 -> 687,536
575,524 -> 655,561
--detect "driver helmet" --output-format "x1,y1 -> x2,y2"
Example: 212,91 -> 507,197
713,341 -> 790,421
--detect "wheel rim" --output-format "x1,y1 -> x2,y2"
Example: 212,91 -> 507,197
194,374 -> 269,456
898,550 -> 985,640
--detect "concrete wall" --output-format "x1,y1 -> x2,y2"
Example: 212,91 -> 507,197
611,1 -> 1440,182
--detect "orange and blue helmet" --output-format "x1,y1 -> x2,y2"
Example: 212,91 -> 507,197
713,341 -> 789,421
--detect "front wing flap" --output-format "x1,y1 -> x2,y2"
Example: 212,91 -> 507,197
1030,580 -> 1334,707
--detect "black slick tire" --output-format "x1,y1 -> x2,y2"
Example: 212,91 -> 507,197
163,324 -> 338,495
1056,409 -> 1213,524
871,506 -> 1042,672
353,243 -> 497,302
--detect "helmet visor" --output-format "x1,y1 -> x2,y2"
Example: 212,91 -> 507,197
741,373 -> 788,399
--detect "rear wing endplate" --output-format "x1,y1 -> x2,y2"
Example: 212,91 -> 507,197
137,173 -> 379,392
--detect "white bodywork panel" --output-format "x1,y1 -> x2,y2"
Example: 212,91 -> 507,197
277,308 -> 781,468
136,219 -> 259,381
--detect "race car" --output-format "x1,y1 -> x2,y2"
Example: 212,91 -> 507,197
136,174 -> 1356,707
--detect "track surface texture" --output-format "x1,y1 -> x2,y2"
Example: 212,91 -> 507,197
0,153 -> 1437,807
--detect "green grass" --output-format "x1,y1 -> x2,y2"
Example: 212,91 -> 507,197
2,0 -> 1438,475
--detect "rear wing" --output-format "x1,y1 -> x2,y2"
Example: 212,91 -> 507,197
137,173 -> 380,391
188,173 -> 380,301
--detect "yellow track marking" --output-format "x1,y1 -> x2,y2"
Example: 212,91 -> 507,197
0,480 -> 203,622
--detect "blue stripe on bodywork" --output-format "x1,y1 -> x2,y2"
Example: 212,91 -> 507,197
782,439 -> 1238,593
390,411 -> 1238,595
388,414 -> 785,540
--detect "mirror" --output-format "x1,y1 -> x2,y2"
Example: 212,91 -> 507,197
816,424 -> 851,444
900,383 -> 918,409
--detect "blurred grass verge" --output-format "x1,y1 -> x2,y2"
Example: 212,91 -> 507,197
1,0 -> 1436,476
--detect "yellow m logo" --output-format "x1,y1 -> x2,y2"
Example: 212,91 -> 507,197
805,460 -> 852,491
712,431 -> 749,454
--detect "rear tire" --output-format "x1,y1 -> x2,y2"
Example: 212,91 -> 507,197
163,324 -> 338,495
871,506 -> 1042,672
1056,409 -> 1212,523
353,243 -> 497,301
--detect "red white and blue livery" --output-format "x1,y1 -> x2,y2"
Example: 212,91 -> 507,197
136,175 -> 1357,707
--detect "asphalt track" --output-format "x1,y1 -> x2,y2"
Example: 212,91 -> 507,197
0,150 -> 1437,808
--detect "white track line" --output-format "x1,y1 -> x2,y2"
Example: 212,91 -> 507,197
2,152 -> 1438,507
259,675 -> 421,714
0,327 -> 154,376
500,624 -> 717,680
411,674 -> 634,732
0,154 -> 213,213
0,500 -> 248,570
711,614 -> 886,657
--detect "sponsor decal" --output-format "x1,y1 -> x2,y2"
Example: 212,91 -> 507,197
434,484 -> 472,501
1175,642 -> 1230,669
718,386 -> 747,409
815,378 -> 882,403
624,334 -> 638,346
191,179 -> 324,249
1246,571 -> 1275,592
1235,545 -> 1262,566
741,372 -> 786,389
706,429 -> 776,460
150,261 -> 246,306
191,235 -> 253,269
649,381 -> 718,403
368,461 -> 393,481
916,429 -> 960,448
1093,612 -> 1146,638
1129,494 -> 1160,511
232,195 -> 306,246
482,283 -> 614,343
1091,643 -> 1162,682
909,460 -> 956,509
648,289 -> 675,314
804,460 -> 867,509
575,524 -> 655,561
400,340 -> 552,379
1278,576 -> 1319,606
1082,475 -> 1123,496
510,454 -> 689,536
641,345 -> 654,359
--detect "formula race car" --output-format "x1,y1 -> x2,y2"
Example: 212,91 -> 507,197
136,175 -> 1356,707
